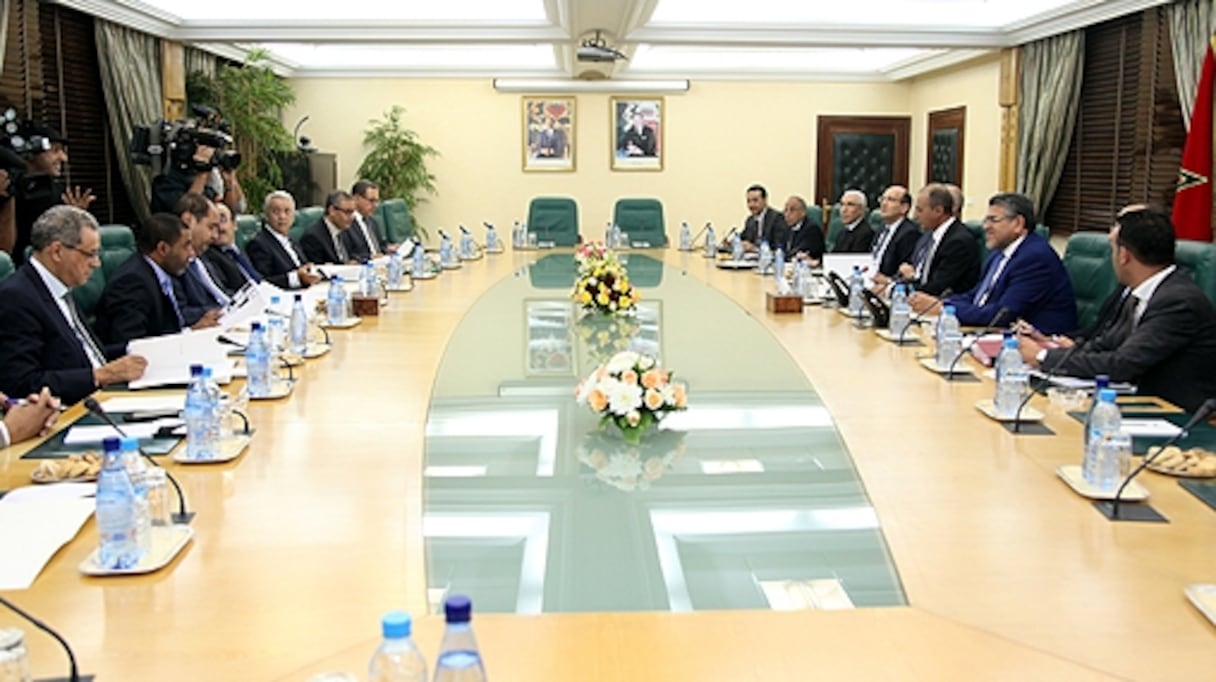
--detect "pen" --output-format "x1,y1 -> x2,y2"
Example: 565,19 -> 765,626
3,397 -> 67,412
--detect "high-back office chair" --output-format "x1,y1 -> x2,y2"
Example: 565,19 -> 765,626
1174,239 -> 1216,307
291,206 -> 324,242
378,198 -> 414,243
0,251 -> 13,282
964,220 -> 988,262
526,197 -> 579,246
235,214 -> 262,252
824,203 -> 844,251
98,225 -> 136,280
1062,232 -> 1117,332
612,198 -> 667,247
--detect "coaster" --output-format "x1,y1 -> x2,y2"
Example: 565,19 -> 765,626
320,317 -> 362,329
1055,465 -> 1149,501
172,434 -> 251,464
975,399 -> 1044,423
79,524 -> 193,576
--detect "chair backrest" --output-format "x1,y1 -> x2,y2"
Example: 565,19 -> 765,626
98,224 -> 135,251
379,198 -> 414,242
612,198 -> 667,247
526,197 -> 579,246
805,205 -> 823,227
1062,232 -> 1117,332
234,214 -> 262,252
291,206 -> 323,242
824,204 -> 844,251
1035,224 -> 1050,240
868,209 -> 883,230
1175,239 -> 1216,307
964,220 -> 988,263
0,251 -> 13,282
72,264 -> 108,322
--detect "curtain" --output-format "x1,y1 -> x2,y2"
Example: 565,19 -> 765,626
0,1 -> 9,75
1169,0 -> 1216,127
95,19 -> 161,227
1016,31 -> 1085,217
184,46 -> 218,80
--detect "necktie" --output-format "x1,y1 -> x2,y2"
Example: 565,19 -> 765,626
62,291 -> 106,368
192,259 -> 231,306
912,236 -> 933,282
359,218 -> 380,257
225,246 -> 261,283
973,252 -> 1006,306
159,275 -> 186,327
871,227 -> 888,257
334,232 -> 348,263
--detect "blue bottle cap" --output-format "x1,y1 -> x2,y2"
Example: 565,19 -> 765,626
270,296 -> 281,304
1003,336 -> 1018,349
943,305 -> 956,315
334,275 -> 344,283
251,321 -> 263,331
190,364 -> 204,376
120,436 -> 139,451
381,611 -> 411,639
102,436 -> 121,453
203,367 -> 213,378
444,594 -> 472,624
1099,388 -> 1117,403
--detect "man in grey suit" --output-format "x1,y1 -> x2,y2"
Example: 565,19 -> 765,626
345,180 -> 398,260
1019,205 -> 1216,412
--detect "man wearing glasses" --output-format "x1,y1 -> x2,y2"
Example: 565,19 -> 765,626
910,192 -> 1075,334
346,180 -> 398,260
0,205 -> 146,405
301,190 -> 359,265
831,190 -> 875,253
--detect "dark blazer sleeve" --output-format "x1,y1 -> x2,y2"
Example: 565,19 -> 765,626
202,248 -> 247,295
341,227 -> 371,263
765,212 -> 789,252
740,215 -> 760,244
176,268 -> 220,327
300,222 -> 338,264
96,264 -> 172,346
245,233 -> 283,283
921,227 -> 979,297
788,219 -> 825,260
0,272 -> 97,403
880,221 -> 921,276
945,246 -> 1062,328
367,216 -> 389,249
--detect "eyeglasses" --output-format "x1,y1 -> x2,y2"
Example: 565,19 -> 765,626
334,208 -> 356,215
982,215 -> 1014,225
65,244 -> 101,260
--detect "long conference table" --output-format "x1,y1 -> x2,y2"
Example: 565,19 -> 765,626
1,246 -> 1214,681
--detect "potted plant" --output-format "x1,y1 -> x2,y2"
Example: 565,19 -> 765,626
357,105 -> 439,239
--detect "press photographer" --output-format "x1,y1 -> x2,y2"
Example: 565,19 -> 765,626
136,105 -> 245,215
0,109 -> 95,264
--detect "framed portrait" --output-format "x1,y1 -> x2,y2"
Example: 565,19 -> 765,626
522,97 -> 576,172
611,97 -> 663,171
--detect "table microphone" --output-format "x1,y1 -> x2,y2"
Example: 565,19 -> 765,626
0,596 -> 92,682
944,307 -> 1011,379
1106,397 -> 1216,519
688,222 -> 711,248
718,227 -> 738,254
899,287 -> 952,345
82,398 -> 195,525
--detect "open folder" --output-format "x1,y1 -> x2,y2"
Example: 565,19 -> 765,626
127,328 -> 232,389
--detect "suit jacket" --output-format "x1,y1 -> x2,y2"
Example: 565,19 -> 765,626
202,245 -> 253,295
785,218 -> 825,261
874,217 -> 921,277
177,259 -> 225,326
0,263 -> 125,404
916,220 -> 980,297
944,233 -> 1076,334
300,218 -> 346,265
245,227 -> 307,289
832,220 -> 875,254
95,253 -> 187,347
344,215 -> 388,262
1043,269 -> 1216,412
741,208 -> 786,247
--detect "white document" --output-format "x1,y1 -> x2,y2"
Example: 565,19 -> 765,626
127,329 -> 231,389
63,418 -> 183,445
218,280 -> 270,329
1120,419 -> 1183,438
97,395 -> 186,413
316,264 -> 363,282
0,496 -> 95,590
821,254 -> 877,287
1038,373 -> 1137,393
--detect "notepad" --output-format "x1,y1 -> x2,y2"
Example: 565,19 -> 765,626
1120,418 -> 1183,438
62,418 -> 183,445
0,493 -> 95,590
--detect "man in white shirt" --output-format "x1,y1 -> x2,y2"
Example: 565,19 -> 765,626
0,388 -> 59,449
244,190 -> 322,290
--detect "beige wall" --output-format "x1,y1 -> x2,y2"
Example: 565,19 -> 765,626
285,63 -> 1003,241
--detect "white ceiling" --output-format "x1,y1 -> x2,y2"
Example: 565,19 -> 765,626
58,0 -> 1169,81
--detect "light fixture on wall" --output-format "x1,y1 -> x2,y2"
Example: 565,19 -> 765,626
492,78 -> 689,93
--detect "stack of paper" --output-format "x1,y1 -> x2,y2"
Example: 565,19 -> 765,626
127,328 -> 232,389
0,484 -> 96,590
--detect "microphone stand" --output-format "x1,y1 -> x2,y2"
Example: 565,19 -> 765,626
1096,398 -> 1216,522
898,287 -> 951,346
0,596 -> 92,682
685,222 -> 710,252
82,398 -> 195,525
940,307 -> 1010,382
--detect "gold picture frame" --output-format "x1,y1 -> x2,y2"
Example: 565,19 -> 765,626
522,96 -> 576,172
611,96 -> 663,171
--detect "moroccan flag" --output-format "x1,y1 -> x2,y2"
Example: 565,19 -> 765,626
1173,34 -> 1216,241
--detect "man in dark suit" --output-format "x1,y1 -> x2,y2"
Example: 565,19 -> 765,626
95,213 -> 207,346
831,190 -> 875,253
618,108 -> 656,157
245,190 -> 322,290
1020,206 -> 1216,412
902,184 -> 980,297
345,180 -> 397,261
0,205 -> 146,404
202,201 -> 260,294
174,193 -> 228,326
736,184 -> 787,252
870,186 -> 921,278
782,195 -> 824,263
300,190 -> 358,265
915,192 -> 1076,334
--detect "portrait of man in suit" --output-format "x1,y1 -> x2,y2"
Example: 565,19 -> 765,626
524,97 -> 575,172
612,97 -> 662,171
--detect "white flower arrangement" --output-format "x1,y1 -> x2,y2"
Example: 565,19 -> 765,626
575,351 -> 687,444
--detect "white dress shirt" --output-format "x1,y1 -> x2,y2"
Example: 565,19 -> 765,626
1130,264 -> 1176,327
917,217 -> 956,282
30,257 -> 104,368
269,228 -> 304,288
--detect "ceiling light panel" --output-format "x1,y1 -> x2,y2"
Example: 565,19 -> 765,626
265,43 -> 558,71
649,0 -> 1082,29
626,45 -> 930,75
135,0 -> 548,22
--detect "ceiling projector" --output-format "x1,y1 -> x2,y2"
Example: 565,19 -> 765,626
578,31 -> 627,62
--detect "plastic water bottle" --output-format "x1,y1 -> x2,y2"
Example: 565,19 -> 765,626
889,283 -> 911,337
246,321 -> 271,398
440,232 -> 453,265
290,293 -> 308,354
1085,388 -> 1130,490
679,222 -> 691,250
459,227 -> 473,259
847,265 -> 864,316
120,436 -> 150,556
993,337 -> 1029,417
773,248 -> 785,284
387,251 -> 404,289
368,611 -> 428,682
936,305 -> 962,369
96,436 -> 141,569
731,231 -> 743,261
412,241 -> 427,277
511,220 -> 521,248
267,296 -> 285,353
485,224 -> 499,251
433,595 -> 486,682
1083,374 -> 1112,449
758,240 -> 773,273
327,277 -> 345,325
704,226 -> 716,257
202,366 -> 224,440
184,364 -> 218,460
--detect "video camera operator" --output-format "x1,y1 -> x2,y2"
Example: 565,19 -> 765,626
141,105 -> 245,215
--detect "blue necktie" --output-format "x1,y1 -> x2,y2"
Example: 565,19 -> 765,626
159,276 -> 185,327
973,252 -> 1006,305
225,246 -> 261,283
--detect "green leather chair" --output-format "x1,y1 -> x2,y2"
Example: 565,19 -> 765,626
234,214 -> 262,252
1062,232 -> 1117,332
868,208 -> 883,230
824,204 -> 844,251
526,197 -> 579,247
612,198 -> 667,247
1174,239 -> 1216,307
0,251 -> 13,281
97,225 -> 136,281
805,205 -> 823,229
379,198 -> 414,242
291,206 -> 323,242
1035,224 -> 1051,240
964,220 -> 988,263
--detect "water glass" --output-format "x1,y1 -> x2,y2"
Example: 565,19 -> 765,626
145,468 -> 171,527
527,232 -> 538,248
0,628 -> 31,682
